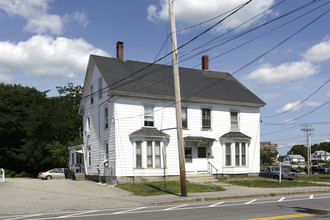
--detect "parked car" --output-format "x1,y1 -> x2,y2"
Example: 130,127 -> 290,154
260,166 -> 298,180
38,168 -> 66,180
290,168 -> 301,173
305,166 -> 329,174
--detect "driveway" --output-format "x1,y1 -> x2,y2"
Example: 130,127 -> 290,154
0,178 -> 140,215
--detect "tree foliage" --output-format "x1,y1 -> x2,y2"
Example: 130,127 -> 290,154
0,83 -> 82,176
260,148 -> 278,166
288,145 -> 307,160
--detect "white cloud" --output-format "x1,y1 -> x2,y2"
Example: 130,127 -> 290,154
0,0 -> 63,34
0,35 -> 110,81
245,61 -> 319,84
303,37 -> 330,63
327,91 -> 330,97
0,0 -> 89,34
147,0 -> 275,31
276,100 -> 321,113
0,72 -> 14,83
276,101 -> 301,113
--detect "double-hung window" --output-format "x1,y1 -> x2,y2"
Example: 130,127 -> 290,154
185,147 -> 192,163
230,112 -> 239,130
181,107 -> 188,129
88,146 -> 91,167
104,106 -> 108,129
98,78 -> 103,99
90,85 -> 94,104
202,108 -> 211,129
104,141 -> 109,160
235,143 -> 240,166
135,140 -> 163,169
144,105 -> 154,127
225,143 -> 231,166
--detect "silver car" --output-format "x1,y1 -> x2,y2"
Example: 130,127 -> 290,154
260,166 -> 298,180
38,168 -> 65,180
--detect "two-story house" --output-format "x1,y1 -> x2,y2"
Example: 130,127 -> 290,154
78,42 -> 265,184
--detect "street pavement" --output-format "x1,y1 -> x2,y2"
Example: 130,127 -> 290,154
1,178 -> 330,216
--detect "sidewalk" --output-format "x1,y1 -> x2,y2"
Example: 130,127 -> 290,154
1,178 -> 330,215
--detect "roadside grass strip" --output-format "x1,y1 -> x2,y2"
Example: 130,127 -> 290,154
227,179 -> 330,188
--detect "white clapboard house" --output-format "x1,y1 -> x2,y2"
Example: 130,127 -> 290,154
78,42 -> 265,184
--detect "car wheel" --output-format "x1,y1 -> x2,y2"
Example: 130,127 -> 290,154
274,175 -> 279,180
46,175 -> 52,180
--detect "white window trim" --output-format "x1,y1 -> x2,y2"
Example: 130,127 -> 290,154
201,107 -> 212,130
133,140 -> 165,169
224,142 -> 248,167
230,111 -> 240,131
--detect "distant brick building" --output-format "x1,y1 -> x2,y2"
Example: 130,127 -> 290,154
261,142 -> 278,164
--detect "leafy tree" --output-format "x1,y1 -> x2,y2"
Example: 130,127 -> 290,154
288,145 -> 307,160
260,148 -> 278,166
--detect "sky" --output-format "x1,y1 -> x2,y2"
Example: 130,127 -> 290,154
0,0 -> 329,155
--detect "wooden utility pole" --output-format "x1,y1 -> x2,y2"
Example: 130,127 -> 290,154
168,0 -> 187,197
302,124 -> 313,175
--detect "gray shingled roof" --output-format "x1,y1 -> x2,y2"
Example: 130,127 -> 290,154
184,136 -> 215,142
91,55 -> 265,107
129,127 -> 170,139
220,132 -> 251,140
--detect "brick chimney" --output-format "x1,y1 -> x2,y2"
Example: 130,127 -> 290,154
202,55 -> 209,71
116,41 -> 124,60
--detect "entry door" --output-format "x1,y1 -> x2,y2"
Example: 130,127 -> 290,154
197,147 -> 208,172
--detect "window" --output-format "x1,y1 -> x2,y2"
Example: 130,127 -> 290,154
135,140 -> 164,169
230,112 -> 238,130
90,85 -> 94,104
198,147 -> 207,158
104,141 -> 109,160
88,146 -> 91,167
181,107 -> 188,129
136,141 -> 142,168
202,108 -> 211,129
235,143 -> 240,166
147,141 -> 153,167
155,141 -> 161,168
226,143 -> 231,166
98,78 -> 103,99
104,106 -> 108,129
86,117 -> 91,135
185,147 -> 192,163
242,143 -> 246,166
144,105 -> 154,127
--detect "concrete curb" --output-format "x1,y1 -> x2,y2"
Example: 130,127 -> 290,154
155,189 -> 330,205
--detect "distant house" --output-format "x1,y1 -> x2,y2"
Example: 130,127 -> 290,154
260,142 -> 278,164
284,154 -> 305,164
78,42 -> 265,184
311,150 -> 330,161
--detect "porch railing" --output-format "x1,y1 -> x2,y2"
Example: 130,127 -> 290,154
208,162 -> 218,178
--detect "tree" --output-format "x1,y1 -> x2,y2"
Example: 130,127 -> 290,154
288,145 -> 307,160
260,148 -> 278,166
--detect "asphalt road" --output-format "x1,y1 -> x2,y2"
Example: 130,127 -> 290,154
1,193 -> 330,219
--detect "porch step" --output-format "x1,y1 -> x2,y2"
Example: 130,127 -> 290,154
74,173 -> 85,181
186,174 -> 218,183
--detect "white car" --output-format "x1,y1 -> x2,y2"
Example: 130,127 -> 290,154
38,168 -> 65,180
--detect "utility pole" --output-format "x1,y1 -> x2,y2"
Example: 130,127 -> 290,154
168,0 -> 187,197
302,124 -> 314,175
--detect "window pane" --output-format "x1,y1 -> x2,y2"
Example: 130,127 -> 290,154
242,143 -> 246,166
90,86 -> 94,104
105,143 -> 109,159
144,105 -> 154,127
235,143 -> 240,166
226,143 -> 231,166
181,107 -> 188,129
155,142 -> 161,168
136,141 -> 142,168
104,107 -> 108,129
185,148 -> 192,163
198,147 -> 206,158
147,141 -> 153,167
202,108 -> 211,129
231,112 -> 238,130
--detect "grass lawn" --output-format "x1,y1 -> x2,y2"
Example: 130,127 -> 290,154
116,181 -> 225,196
218,176 -> 330,188
298,174 -> 330,182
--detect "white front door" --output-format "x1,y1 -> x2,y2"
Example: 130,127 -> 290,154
197,147 -> 208,172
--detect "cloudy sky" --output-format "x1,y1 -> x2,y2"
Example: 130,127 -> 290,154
0,0 -> 329,155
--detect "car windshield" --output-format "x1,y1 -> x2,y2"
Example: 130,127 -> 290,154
271,167 -> 279,171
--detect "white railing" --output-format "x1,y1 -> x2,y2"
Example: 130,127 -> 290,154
0,168 -> 5,182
